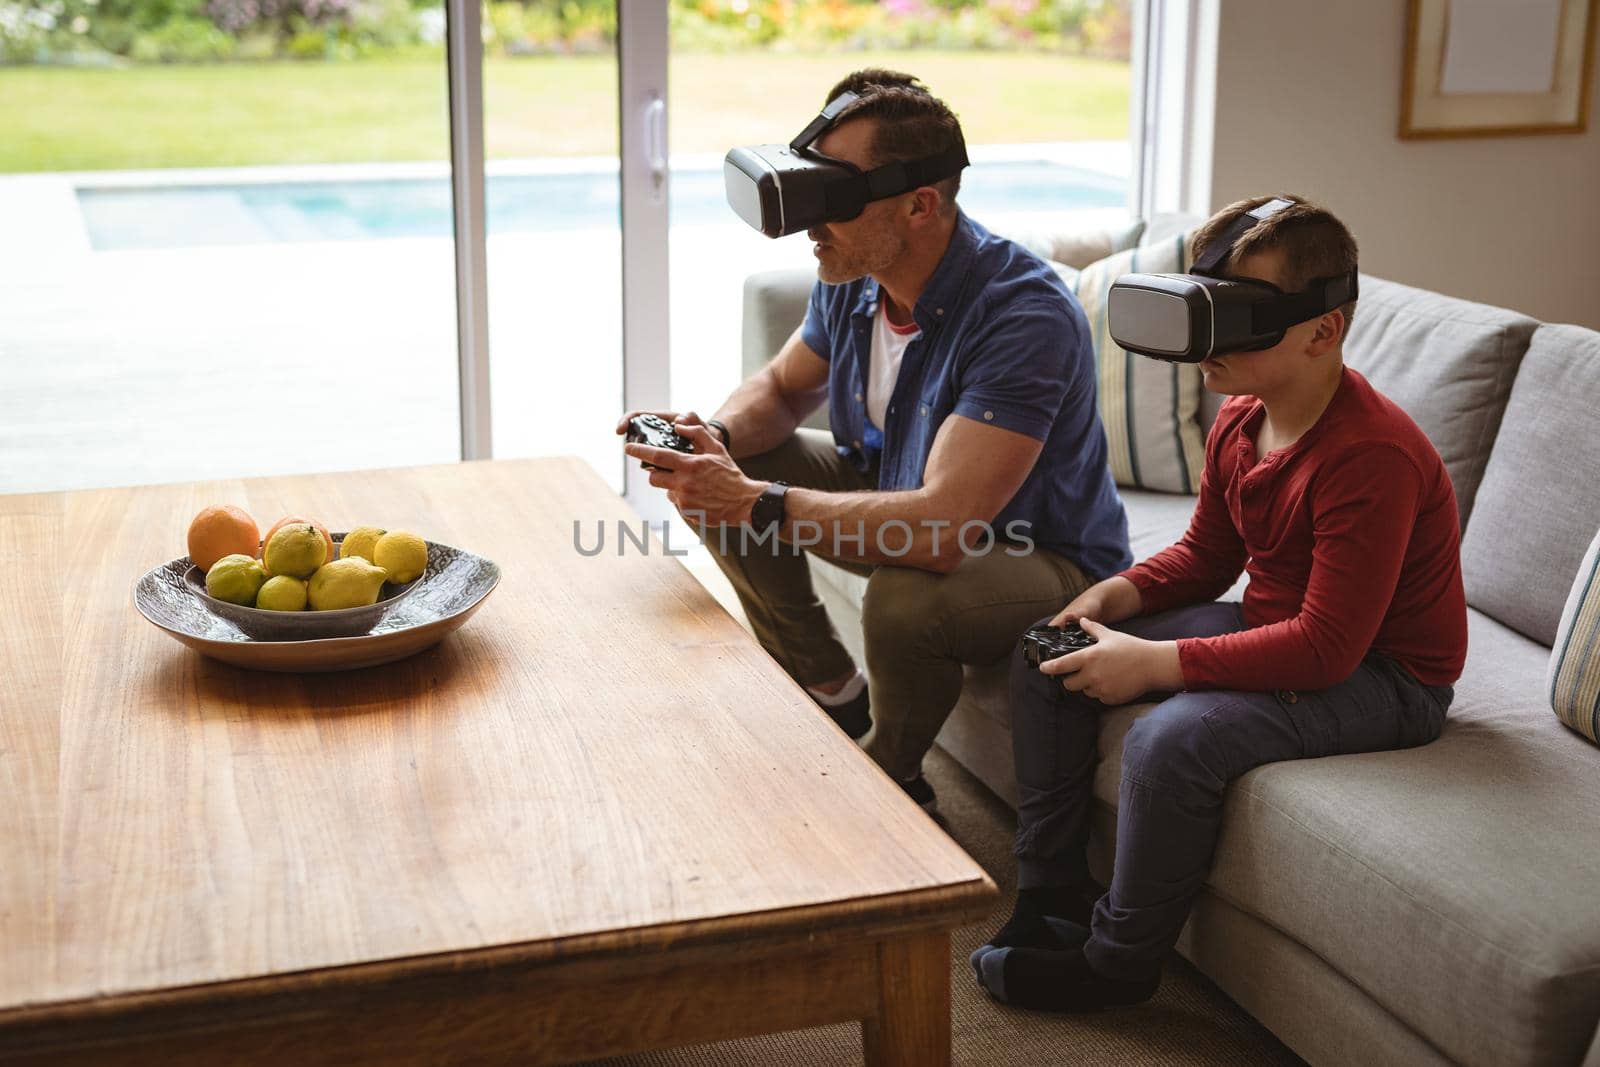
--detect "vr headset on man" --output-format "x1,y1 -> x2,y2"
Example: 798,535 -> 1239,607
1106,197 -> 1358,363
723,90 -> 970,239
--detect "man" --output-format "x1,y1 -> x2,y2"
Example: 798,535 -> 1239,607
972,195 -> 1466,1011
619,70 -> 1130,810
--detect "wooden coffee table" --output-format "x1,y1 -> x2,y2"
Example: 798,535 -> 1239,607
0,457 -> 996,1066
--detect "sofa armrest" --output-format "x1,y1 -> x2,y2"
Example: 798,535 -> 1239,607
741,268 -> 831,432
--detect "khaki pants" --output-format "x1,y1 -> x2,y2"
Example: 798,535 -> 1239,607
702,429 -> 1092,780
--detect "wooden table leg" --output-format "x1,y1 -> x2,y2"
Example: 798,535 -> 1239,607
862,930 -> 951,1067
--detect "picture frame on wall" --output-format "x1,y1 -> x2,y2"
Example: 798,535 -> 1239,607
1401,0 -> 1597,138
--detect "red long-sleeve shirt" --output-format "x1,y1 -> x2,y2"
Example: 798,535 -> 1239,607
1120,367 -> 1468,692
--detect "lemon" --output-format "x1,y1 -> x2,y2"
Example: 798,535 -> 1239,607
374,530 -> 427,584
308,558 -> 389,611
256,575 -> 308,612
340,525 -> 387,563
206,553 -> 267,606
264,524 -> 326,580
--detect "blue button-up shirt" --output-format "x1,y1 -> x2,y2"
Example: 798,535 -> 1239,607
799,211 -> 1131,578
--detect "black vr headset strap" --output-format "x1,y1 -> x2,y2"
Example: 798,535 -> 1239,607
1251,272 -> 1360,335
1191,196 -> 1297,276
821,143 -> 970,218
863,143 -> 970,197
790,91 -> 861,152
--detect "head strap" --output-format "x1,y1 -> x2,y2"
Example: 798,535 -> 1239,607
790,91 -> 861,152
1192,196 -> 1296,276
1251,272 -> 1361,334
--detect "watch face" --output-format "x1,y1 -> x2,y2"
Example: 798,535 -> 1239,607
753,484 -> 786,529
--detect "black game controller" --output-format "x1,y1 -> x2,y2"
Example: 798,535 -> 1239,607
1020,622 -> 1097,669
625,414 -> 694,471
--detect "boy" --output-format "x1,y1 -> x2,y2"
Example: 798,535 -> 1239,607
971,195 -> 1467,1012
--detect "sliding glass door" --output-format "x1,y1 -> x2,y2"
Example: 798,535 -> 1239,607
1,0 -> 1143,499
0,1 -> 461,494
481,0 -> 626,484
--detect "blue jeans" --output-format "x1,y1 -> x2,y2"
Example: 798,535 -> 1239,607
1009,602 -> 1453,980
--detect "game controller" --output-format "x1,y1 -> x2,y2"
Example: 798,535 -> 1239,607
1020,622 -> 1097,668
625,414 -> 694,471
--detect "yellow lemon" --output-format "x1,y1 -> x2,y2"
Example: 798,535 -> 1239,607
308,558 -> 389,611
264,523 -> 327,580
374,530 -> 427,584
340,525 -> 387,563
206,553 -> 266,606
255,575 -> 308,612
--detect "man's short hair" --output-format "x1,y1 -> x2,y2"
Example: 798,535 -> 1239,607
1192,194 -> 1360,336
824,68 -> 965,213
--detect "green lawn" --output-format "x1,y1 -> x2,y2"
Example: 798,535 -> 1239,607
0,50 -> 1129,172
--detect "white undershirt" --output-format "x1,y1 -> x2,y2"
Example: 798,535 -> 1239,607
867,301 -> 920,430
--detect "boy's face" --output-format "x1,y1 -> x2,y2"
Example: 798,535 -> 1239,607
1197,246 -> 1338,397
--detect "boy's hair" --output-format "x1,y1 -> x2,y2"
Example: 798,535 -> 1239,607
1192,194 -> 1360,337
823,68 -> 965,214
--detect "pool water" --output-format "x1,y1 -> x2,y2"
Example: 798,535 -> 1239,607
77,160 -> 1126,251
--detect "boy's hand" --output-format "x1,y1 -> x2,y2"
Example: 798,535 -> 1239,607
1049,590 -> 1105,628
1048,576 -> 1141,628
1041,619 -> 1183,704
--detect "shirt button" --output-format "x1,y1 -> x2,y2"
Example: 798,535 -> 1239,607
889,405 -> 895,415
936,308 -> 944,316
983,410 -> 994,421
854,391 -> 863,402
854,440 -> 863,450
919,405 -> 928,417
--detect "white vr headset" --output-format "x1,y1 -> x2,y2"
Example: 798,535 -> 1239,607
1107,198 -> 1358,363
723,90 -> 970,239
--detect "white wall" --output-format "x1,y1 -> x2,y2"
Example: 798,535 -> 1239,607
1205,0 -> 1600,329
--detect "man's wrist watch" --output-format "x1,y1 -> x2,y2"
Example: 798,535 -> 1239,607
707,418 -> 732,451
750,481 -> 788,529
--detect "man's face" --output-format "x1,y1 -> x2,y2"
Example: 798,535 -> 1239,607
1197,246 -> 1324,397
807,117 -> 908,285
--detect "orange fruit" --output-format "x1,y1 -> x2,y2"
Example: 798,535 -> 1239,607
260,516 -> 333,577
187,505 -> 260,573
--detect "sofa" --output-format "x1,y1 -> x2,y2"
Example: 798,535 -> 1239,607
739,217 -> 1600,1067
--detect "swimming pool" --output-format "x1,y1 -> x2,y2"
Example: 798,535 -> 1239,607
76,160 -> 1127,251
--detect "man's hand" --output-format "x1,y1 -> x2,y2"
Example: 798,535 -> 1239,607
615,408 -> 684,435
1040,619 -> 1183,705
623,418 -> 766,526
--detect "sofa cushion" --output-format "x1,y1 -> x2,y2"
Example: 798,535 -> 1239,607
1461,324 -> 1600,645
1550,527 -> 1600,745
1072,238 -> 1207,495
1342,276 -> 1535,528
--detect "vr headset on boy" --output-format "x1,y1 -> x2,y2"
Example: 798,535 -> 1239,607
723,90 -> 970,238
1107,197 -> 1358,363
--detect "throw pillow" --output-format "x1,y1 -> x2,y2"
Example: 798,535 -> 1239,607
1071,233 -> 1207,494
1548,528 -> 1600,746
1004,218 -> 1146,271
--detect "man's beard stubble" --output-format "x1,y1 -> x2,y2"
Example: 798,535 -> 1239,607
810,221 -> 905,286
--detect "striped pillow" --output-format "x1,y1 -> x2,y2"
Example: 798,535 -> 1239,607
1072,234 -> 1206,494
1549,529 -> 1600,745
